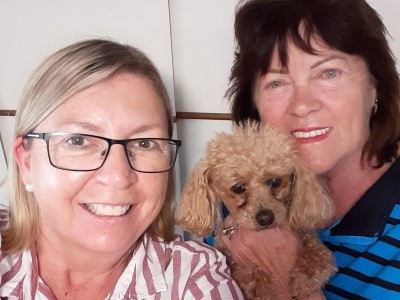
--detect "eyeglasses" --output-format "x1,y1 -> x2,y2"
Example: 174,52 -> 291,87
24,132 -> 182,173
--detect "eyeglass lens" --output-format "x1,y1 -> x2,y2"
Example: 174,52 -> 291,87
47,134 -> 178,172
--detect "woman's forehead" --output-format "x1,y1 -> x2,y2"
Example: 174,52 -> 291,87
34,73 -> 168,135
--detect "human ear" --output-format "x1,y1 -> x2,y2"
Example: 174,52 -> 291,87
13,136 -> 32,185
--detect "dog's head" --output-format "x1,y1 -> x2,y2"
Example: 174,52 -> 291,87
176,121 -> 333,236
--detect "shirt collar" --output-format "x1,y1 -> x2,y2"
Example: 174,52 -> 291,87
322,157 -> 400,239
118,233 -> 168,299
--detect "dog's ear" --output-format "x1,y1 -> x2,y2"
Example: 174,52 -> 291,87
288,162 -> 333,230
176,159 -> 220,236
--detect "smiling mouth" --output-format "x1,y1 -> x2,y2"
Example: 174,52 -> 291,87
84,204 -> 132,216
291,127 -> 330,139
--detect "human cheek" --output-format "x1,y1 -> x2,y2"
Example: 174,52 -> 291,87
256,95 -> 292,131
31,160 -> 90,208
142,174 -> 168,212
255,83 -> 293,122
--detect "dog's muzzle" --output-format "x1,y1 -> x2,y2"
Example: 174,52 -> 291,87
222,221 -> 238,240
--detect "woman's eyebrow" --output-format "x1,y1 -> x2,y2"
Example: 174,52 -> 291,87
55,120 -> 166,135
56,120 -> 101,132
310,55 -> 345,69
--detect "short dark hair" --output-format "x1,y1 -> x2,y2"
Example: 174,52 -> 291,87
227,0 -> 400,166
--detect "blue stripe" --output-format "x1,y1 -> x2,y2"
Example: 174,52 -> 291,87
390,204 -> 400,218
326,272 -> 400,299
347,258 -> 400,283
384,222 -> 400,240
366,240 -> 400,260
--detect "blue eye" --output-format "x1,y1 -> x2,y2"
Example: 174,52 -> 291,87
324,69 -> 338,79
268,81 -> 283,89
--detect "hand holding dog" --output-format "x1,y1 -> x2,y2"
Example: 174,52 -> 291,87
221,216 -> 326,300
222,216 -> 298,299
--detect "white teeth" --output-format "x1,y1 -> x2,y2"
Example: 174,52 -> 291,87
85,204 -> 131,216
292,127 -> 330,139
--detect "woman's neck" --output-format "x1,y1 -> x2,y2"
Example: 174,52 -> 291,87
322,159 -> 392,222
36,238 -> 133,299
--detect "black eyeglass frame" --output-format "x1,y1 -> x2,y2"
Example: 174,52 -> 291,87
24,132 -> 182,173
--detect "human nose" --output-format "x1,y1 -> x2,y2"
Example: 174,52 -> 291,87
286,84 -> 321,117
97,144 -> 136,188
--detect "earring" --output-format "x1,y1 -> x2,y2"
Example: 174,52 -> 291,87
25,183 -> 33,192
372,98 -> 378,115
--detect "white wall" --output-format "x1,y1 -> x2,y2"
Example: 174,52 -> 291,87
169,0 -> 237,186
368,0 -> 400,53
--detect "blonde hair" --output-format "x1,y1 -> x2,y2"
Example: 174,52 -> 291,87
2,39 -> 176,255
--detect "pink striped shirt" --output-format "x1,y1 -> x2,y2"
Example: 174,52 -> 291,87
0,232 -> 243,299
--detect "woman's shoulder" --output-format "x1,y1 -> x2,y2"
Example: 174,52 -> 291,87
0,207 -> 32,288
0,248 -> 36,299
164,235 -> 229,265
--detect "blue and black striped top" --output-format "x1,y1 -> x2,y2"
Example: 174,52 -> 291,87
321,157 -> 400,300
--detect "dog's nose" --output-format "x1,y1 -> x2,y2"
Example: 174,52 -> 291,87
256,209 -> 275,227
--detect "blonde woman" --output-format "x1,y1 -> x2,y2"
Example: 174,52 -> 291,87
0,39 -> 243,299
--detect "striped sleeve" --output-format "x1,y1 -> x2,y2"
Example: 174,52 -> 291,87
169,240 -> 244,300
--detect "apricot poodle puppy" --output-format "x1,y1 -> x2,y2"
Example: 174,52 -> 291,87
177,122 -> 336,300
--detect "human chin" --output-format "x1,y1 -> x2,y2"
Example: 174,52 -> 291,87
71,214 -> 145,254
77,231 -> 137,254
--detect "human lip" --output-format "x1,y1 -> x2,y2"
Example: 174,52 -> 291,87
84,203 -> 132,217
291,127 -> 331,139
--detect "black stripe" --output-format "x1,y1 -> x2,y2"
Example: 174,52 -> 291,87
381,235 -> 400,248
326,233 -> 400,255
325,243 -> 362,258
340,267 -> 400,291
362,252 -> 400,268
327,242 -> 400,268
325,284 -> 369,300
387,216 -> 400,226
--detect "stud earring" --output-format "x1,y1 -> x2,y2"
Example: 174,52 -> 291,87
25,183 -> 33,192
372,98 -> 378,115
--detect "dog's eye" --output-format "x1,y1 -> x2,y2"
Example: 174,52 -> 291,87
231,183 -> 246,194
266,177 -> 282,189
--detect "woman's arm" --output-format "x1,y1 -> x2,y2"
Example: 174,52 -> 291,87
221,216 -> 326,300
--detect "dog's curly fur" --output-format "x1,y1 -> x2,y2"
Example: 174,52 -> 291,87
177,122 -> 337,300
